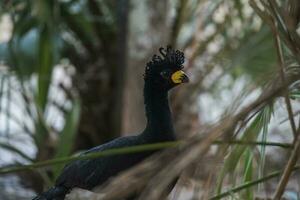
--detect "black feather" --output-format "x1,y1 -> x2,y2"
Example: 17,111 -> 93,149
33,46 -> 186,200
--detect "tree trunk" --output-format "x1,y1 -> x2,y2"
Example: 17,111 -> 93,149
122,0 -> 171,134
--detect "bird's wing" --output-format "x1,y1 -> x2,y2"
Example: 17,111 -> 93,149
55,136 -> 140,189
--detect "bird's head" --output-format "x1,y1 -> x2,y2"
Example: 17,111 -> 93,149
144,46 -> 189,91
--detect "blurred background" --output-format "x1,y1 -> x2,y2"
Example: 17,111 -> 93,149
0,0 -> 300,199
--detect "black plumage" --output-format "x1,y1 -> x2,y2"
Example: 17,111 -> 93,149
33,46 -> 188,200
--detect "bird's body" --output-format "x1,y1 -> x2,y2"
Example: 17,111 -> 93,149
56,136 -> 151,190
33,46 -> 188,200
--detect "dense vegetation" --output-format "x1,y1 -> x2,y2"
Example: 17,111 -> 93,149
0,0 -> 300,199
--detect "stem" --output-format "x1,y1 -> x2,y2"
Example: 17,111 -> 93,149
0,142 -> 178,175
273,131 -> 300,199
210,165 -> 300,200
0,140 -> 291,175
266,1 -> 300,199
268,2 -> 297,138
213,140 -> 292,149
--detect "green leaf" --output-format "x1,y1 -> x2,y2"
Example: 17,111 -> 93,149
242,148 -> 253,200
216,106 -> 271,194
290,91 -> 300,99
52,98 -> 81,179
36,25 -> 55,111
0,74 -> 6,117
211,165 -> 300,200
258,104 -> 273,190
31,24 -> 57,147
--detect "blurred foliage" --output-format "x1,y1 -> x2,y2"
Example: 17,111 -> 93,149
0,0 -> 299,199
0,0 -> 121,192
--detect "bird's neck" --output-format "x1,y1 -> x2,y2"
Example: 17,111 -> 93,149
143,83 -> 175,141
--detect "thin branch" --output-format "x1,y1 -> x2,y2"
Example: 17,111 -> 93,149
249,0 -> 273,26
210,165 -> 300,200
265,0 -> 300,63
273,128 -> 300,199
213,140 -> 292,149
251,0 -> 300,64
0,140 -> 291,175
0,142 -> 178,175
256,1 -> 300,199
269,0 -> 297,139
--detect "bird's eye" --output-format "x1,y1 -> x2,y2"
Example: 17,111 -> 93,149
160,70 -> 171,79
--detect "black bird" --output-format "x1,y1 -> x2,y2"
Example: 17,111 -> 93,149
33,46 -> 189,200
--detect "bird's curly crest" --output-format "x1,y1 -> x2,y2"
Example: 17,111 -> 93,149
145,46 -> 185,77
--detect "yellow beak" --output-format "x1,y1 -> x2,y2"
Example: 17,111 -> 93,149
171,70 -> 189,84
